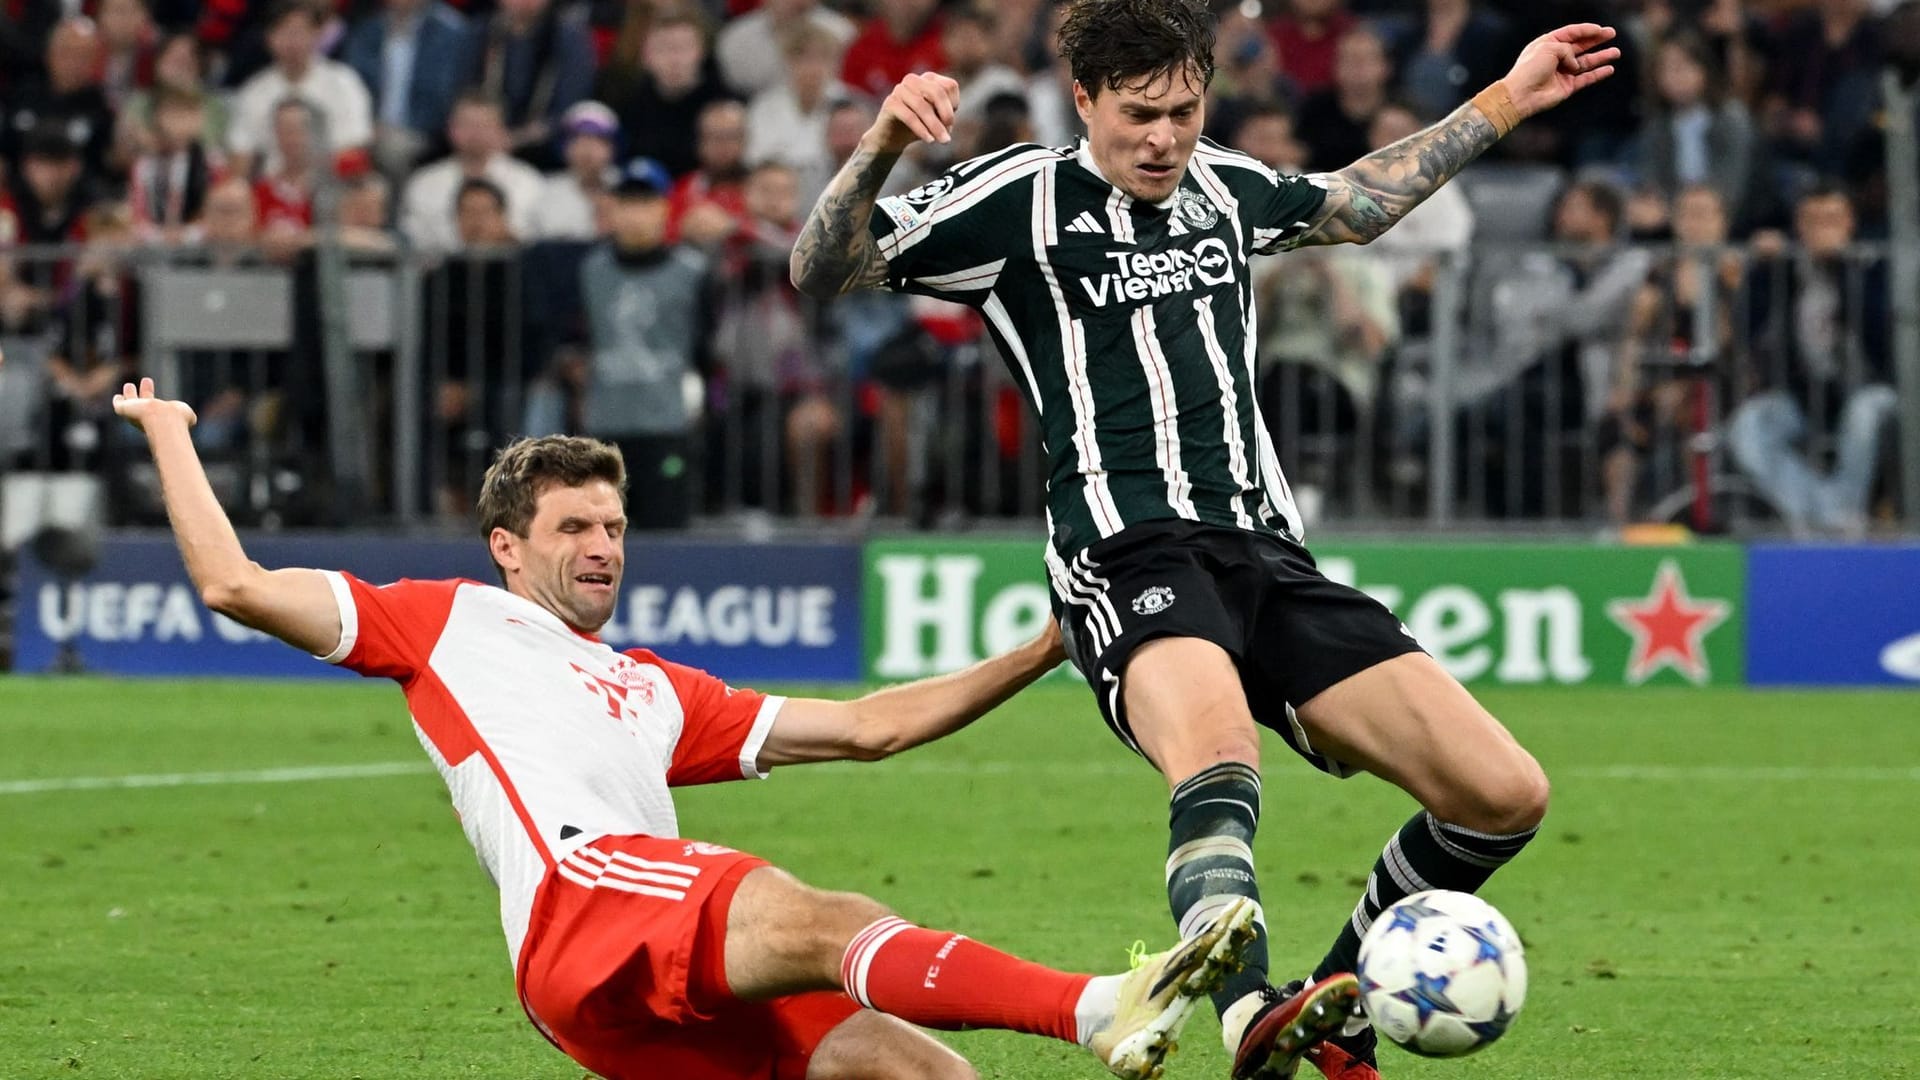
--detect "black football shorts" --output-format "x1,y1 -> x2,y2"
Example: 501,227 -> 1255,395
1051,519 -> 1424,777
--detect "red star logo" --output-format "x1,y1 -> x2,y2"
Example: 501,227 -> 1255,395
1606,560 -> 1731,685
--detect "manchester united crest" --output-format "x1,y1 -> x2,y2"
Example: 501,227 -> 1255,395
1176,189 -> 1217,229
1132,586 -> 1177,615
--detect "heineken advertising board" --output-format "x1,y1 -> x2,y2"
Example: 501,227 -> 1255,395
863,538 -> 1744,688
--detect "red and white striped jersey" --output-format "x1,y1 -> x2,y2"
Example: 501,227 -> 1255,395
318,572 -> 785,964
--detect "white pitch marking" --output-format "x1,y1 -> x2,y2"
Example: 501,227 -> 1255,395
1559,764 -> 1920,783
801,761 -> 1920,783
4,760 -> 1918,798
780,761 -> 1920,783
0,761 -> 432,796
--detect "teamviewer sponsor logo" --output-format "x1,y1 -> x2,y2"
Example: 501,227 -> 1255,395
1076,237 -> 1234,306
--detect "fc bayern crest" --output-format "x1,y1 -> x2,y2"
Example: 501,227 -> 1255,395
1132,586 -> 1177,615
1176,189 -> 1217,229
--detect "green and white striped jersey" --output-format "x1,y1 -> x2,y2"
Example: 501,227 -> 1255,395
869,137 -> 1328,560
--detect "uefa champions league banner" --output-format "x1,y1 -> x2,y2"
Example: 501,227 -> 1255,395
15,534 -> 864,681
1745,544 -> 1920,686
28,532 -> 1917,687
863,537 -> 1748,688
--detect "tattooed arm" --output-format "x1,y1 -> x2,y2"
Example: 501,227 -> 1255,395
1300,23 -> 1621,247
791,72 -> 962,298
1301,102 -> 1502,246
790,145 -> 905,297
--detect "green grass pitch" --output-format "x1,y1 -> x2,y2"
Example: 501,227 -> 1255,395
2,678 -> 1916,1078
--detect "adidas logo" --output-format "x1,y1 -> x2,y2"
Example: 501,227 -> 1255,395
1064,211 -> 1104,235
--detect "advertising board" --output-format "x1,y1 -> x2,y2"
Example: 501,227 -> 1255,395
1746,545 -> 1920,686
864,538 -> 1746,688
16,536 -> 862,681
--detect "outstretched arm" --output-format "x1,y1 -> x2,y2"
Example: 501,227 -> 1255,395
113,378 -> 342,656
1302,24 -> 1619,246
790,72 -> 960,298
756,622 -> 1068,767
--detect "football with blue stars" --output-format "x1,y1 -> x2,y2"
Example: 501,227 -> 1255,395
1356,890 -> 1528,1057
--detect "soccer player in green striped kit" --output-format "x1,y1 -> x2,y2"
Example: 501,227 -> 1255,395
793,3 -> 1617,1076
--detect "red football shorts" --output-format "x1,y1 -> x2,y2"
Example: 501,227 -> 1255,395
517,834 -> 863,1080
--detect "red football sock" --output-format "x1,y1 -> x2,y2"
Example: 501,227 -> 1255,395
838,917 -> 1093,1043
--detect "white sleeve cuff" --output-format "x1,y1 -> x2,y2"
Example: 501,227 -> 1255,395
315,570 -> 359,665
738,695 -> 786,780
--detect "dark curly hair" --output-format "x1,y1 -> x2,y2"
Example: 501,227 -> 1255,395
1057,0 -> 1217,99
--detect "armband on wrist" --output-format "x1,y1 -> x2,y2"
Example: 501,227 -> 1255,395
1471,83 -> 1521,137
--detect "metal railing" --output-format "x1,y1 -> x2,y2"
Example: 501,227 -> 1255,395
1251,240 -> 1905,536
0,237 -> 1910,537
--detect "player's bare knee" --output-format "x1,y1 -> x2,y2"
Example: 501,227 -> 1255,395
733,870 -> 896,986
830,890 -> 895,937
1513,759 -> 1551,830
1216,730 -> 1264,770
814,1060 -> 974,1080
1442,758 -> 1549,835
1123,646 -> 1262,779
911,1056 -> 977,1080
1500,750 -> 1550,831
851,1052 -> 975,1080
808,1014 -> 976,1080
1165,722 -> 1261,777
813,889 -> 895,975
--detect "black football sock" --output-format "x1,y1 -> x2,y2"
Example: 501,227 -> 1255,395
1164,761 -> 1268,1017
1313,810 -> 1537,984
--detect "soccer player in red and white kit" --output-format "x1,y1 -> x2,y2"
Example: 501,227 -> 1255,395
112,376 -> 1263,1080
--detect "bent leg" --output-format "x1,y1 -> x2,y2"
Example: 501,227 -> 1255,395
1122,637 -> 1274,1020
722,865 -> 1089,1042
805,1010 -> 976,1080
722,861 -> 1258,1080
1293,652 -> 1547,833
1292,652 -> 1548,983
522,836 -> 1147,1080
1727,392 -> 1820,531
722,865 -> 890,999
1123,637 -> 1266,780
1820,384 -> 1897,529
785,394 -> 842,518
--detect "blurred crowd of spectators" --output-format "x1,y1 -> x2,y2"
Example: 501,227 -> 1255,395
0,0 -> 1909,535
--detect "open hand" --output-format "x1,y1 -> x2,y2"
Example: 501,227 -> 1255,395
1500,24 -> 1621,119
869,72 -> 962,153
113,377 -> 197,433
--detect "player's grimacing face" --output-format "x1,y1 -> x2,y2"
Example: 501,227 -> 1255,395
501,480 -> 627,632
1075,65 -> 1205,203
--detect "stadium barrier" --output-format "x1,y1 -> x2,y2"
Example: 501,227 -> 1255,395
0,239 -> 1906,534
13,531 -> 1916,689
